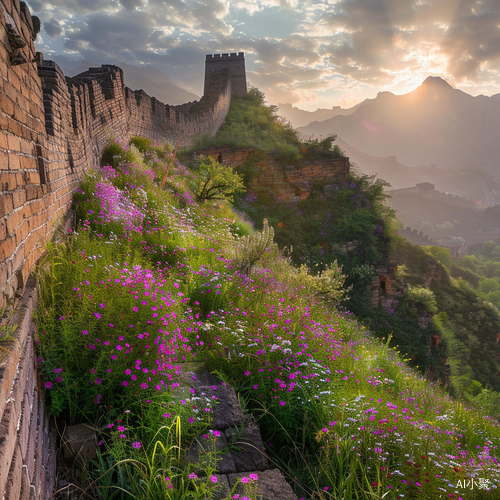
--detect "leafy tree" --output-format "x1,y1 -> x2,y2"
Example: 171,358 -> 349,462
192,155 -> 245,203
482,240 -> 499,257
479,278 -> 500,294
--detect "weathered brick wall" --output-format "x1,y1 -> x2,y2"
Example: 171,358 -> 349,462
0,278 -> 56,499
1,10 -> 233,304
251,157 -> 351,201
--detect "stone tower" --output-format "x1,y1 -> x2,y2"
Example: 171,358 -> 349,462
204,52 -> 247,98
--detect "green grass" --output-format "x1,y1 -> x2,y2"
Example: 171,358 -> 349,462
34,137 -> 500,499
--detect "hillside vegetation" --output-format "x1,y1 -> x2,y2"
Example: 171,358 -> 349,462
33,135 -> 500,499
193,90 -> 500,399
32,95 -> 500,500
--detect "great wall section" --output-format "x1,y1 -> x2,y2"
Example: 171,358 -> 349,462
2,1 -> 493,498
0,0 -> 248,497
0,1 -> 348,497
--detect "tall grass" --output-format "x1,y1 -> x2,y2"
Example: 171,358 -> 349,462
35,137 -> 500,499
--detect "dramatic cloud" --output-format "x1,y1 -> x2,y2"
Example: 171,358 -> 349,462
43,18 -> 63,38
27,0 -> 500,110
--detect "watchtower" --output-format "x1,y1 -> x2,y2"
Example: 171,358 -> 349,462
204,52 -> 247,97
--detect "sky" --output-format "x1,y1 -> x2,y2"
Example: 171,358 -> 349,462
27,0 -> 500,111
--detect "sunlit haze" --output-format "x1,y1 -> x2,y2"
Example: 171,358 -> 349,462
28,0 -> 500,110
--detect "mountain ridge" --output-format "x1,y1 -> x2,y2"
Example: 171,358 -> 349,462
298,77 -> 500,174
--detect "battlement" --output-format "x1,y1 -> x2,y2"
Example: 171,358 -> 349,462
206,52 -> 244,60
205,52 -> 247,97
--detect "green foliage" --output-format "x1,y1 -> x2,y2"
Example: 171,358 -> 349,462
101,139 -> 143,168
189,88 -> 345,169
424,246 -> 452,270
482,240 -> 499,257
311,262 -> 349,305
462,254 -> 479,271
450,263 -> 481,288
299,135 -> 345,162
191,155 -> 245,203
232,219 -> 278,275
130,136 -> 152,153
192,87 -> 301,161
404,286 -> 437,314
479,278 -> 500,294
33,136 -> 500,499
432,277 -> 500,391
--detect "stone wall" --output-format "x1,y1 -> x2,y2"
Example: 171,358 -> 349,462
251,157 -> 350,201
386,183 -> 480,211
0,278 -> 56,499
398,226 -> 441,247
195,144 -> 255,165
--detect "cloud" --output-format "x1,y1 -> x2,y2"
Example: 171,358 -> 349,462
28,0 -> 500,109
44,18 -> 64,38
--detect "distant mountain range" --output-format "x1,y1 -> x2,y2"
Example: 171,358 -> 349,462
298,77 -> 500,175
63,61 -> 199,105
276,103 -> 359,128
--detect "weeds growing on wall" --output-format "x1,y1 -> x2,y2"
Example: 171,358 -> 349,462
35,136 -> 500,499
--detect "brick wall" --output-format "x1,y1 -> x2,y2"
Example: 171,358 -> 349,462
194,145 -> 255,165
0,277 -> 56,499
0,2 -> 233,305
251,157 -> 350,201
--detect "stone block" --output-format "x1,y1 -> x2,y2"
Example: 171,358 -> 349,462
179,364 -> 219,388
0,402 -> 18,495
195,385 -> 244,430
228,470 -> 298,500
62,423 -> 97,460
25,391 -> 37,481
18,392 -> 30,459
20,464 -> 30,500
4,443 -> 23,500
43,423 -> 57,500
225,420 -> 268,472
211,474 -> 230,500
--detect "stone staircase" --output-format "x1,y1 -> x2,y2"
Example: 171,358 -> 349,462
179,363 -> 299,500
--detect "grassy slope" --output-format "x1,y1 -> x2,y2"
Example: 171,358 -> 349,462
33,138 -> 500,499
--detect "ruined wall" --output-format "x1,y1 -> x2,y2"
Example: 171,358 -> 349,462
251,157 -> 350,201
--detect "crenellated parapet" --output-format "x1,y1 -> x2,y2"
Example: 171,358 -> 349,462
205,52 -> 246,97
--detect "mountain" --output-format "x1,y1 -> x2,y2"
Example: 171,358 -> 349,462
276,102 -> 359,128
298,77 -> 500,174
63,61 -> 199,105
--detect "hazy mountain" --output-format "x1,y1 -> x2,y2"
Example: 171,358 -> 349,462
63,61 -> 199,105
298,77 -> 500,174
276,103 -> 360,128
